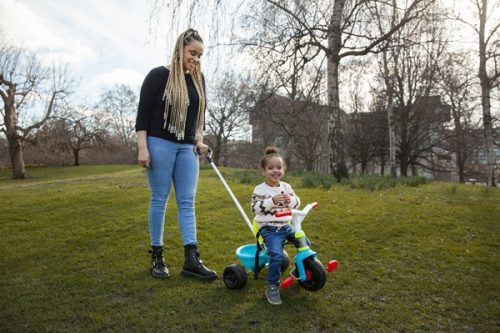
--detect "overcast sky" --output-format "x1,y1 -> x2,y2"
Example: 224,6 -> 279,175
0,0 -> 185,101
0,0 -> 494,106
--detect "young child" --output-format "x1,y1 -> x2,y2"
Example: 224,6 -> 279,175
251,146 -> 300,305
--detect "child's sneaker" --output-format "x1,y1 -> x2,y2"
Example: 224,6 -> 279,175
266,284 -> 282,305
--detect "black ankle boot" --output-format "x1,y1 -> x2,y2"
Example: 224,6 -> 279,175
150,245 -> 170,278
181,244 -> 217,281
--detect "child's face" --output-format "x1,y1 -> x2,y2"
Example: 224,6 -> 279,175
261,156 -> 285,187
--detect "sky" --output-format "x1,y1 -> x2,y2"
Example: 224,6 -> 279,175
0,0 -> 183,102
0,0 -> 495,107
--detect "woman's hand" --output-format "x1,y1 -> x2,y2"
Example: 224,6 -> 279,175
136,131 -> 150,168
195,142 -> 208,154
138,148 -> 150,168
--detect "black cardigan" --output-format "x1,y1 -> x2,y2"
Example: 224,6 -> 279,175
135,66 -> 205,144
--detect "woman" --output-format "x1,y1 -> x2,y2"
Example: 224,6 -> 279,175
135,28 -> 217,280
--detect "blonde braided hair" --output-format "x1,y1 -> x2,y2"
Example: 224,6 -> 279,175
163,28 -> 206,141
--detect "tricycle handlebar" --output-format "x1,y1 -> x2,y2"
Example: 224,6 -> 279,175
274,202 -> 318,218
275,210 -> 292,217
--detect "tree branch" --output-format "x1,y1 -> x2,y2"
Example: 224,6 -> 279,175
339,0 -> 429,58
265,0 -> 330,54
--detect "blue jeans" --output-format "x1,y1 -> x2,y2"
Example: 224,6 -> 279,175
146,136 -> 199,247
259,224 -> 296,286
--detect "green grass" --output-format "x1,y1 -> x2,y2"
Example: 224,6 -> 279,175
0,166 -> 499,332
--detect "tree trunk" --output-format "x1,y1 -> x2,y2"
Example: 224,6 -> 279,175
73,149 -> 80,166
8,135 -> 26,179
380,152 -> 386,176
387,105 -> 397,177
452,105 -> 466,183
478,0 -> 497,187
213,136 -> 223,166
327,0 -> 348,182
361,160 -> 367,174
304,158 -> 314,171
479,83 -> 496,187
458,157 -> 465,183
383,1 -> 398,178
3,90 -> 27,179
400,149 -> 409,176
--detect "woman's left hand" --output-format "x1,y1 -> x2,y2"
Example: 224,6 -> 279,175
195,142 -> 208,154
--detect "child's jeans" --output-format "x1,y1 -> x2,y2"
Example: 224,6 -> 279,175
146,136 -> 199,247
260,224 -> 296,286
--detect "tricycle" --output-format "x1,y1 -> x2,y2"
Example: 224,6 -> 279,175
205,149 -> 338,291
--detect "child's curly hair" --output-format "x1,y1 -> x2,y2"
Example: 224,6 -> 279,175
260,146 -> 286,169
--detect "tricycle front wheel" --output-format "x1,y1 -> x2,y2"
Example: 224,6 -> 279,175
223,264 -> 248,290
299,257 -> 326,291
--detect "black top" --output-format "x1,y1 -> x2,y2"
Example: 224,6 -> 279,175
135,66 -> 205,144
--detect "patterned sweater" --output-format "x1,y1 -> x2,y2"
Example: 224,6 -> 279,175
251,181 -> 300,228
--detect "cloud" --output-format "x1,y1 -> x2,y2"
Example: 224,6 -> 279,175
41,44 -> 97,67
0,0 -> 97,66
94,68 -> 144,87
86,68 -> 144,99
0,0 -> 61,49
0,0 -> 165,100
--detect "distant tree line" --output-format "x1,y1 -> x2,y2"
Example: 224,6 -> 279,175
149,0 -> 499,186
0,35 -> 139,171
1,0 -> 499,187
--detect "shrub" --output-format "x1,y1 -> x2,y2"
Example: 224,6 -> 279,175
346,175 -> 392,191
400,176 -> 428,187
345,174 -> 428,191
215,167 -> 429,192
301,171 -> 336,189
230,169 -> 262,184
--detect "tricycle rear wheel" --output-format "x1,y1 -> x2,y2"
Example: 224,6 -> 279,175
223,264 -> 247,289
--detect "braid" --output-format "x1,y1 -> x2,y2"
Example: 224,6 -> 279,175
163,28 -> 206,141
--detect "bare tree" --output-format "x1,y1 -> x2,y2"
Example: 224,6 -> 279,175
238,0 -> 435,180
458,0 -> 500,186
67,117 -> 109,166
249,47 -> 327,171
344,65 -> 388,174
38,105 -> 110,166
0,38 -> 74,178
97,84 -> 137,148
252,92 -> 327,171
375,0 -> 401,177
149,0 -> 435,181
204,72 -> 254,166
437,52 -> 478,183
373,2 -> 457,177
29,119 -> 73,165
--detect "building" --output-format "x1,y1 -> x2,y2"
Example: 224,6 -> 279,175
250,93 -> 498,182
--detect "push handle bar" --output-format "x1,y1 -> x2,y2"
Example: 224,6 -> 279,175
204,147 -> 254,233
206,149 -> 214,164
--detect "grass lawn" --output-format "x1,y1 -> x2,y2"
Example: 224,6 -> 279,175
0,165 -> 499,332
